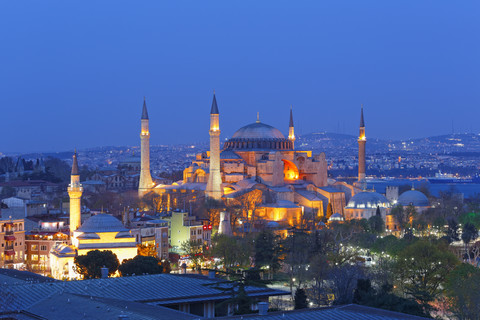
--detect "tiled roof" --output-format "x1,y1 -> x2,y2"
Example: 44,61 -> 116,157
225,304 -> 427,320
25,292 -> 196,320
295,190 -> 322,201
3,274 -> 288,312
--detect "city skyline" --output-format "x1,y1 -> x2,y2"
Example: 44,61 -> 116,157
1,1 -> 479,152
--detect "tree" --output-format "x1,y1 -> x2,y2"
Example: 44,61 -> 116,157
225,189 -> 263,233
445,263 -> 480,320
446,218 -> 460,243
375,205 -> 381,217
326,202 -> 333,219
329,264 -> 365,305
151,193 -> 168,213
212,234 -> 252,270
394,240 -> 459,308
118,255 -> 164,276
391,205 -> 406,232
74,250 -> 120,279
353,280 -> 428,317
254,230 -> 280,273
44,157 -> 71,183
461,222 -> 478,261
137,243 -> 157,257
207,269 -> 267,315
282,231 -> 312,293
181,239 -> 203,270
404,204 -> 417,227
368,215 -> 385,234
294,288 -> 308,309
459,212 -> 480,229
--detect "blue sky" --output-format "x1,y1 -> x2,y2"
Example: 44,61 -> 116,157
0,1 -> 478,152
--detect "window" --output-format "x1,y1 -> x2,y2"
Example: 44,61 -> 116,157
31,245 -> 38,251
40,245 -> 47,251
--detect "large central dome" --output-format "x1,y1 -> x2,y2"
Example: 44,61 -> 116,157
224,121 -> 292,151
232,122 -> 285,139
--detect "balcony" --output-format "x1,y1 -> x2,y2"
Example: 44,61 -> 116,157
5,245 -> 14,250
4,259 -> 14,264
4,249 -> 15,256
4,234 -> 15,241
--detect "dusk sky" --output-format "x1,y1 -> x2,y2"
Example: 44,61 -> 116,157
1,1 -> 479,153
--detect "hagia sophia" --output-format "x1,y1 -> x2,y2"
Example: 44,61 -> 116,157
48,93 -> 431,279
137,93 -> 430,231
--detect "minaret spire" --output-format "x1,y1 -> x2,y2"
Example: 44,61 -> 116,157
141,97 -> 149,120
288,105 -> 295,149
72,149 -> 79,175
139,97 -> 154,197
68,151 -> 83,234
360,104 -> 365,127
358,104 -> 366,182
210,91 -> 219,114
206,92 -> 222,200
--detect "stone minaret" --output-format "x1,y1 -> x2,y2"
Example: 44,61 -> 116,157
139,97 -> 154,197
205,92 -> 222,200
68,151 -> 83,234
358,105 -> 366,182
288,105 -> 295,149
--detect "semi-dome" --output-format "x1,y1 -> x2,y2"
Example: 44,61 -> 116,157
232,122 -> 285,140
397,190 -> 429,207
346,191 -> 390,209
77,214 -> 128,233
224,122 -> 292,151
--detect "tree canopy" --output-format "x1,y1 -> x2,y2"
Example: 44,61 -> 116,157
445,263 -> 480,320
395,240 -> 459,306
118,255 -> 165,276
74,250 -> 119,279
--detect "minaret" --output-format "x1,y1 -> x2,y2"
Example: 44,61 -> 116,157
358,105 -> 366,182
205,92 -> 222,200
139,97 -> 154,197
68,151 -> 83,233
288,105 -> 295,149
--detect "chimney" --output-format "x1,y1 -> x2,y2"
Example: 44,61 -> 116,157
258,302 -> 269,316
181,263 -> 187,274
208,270 -> 216,279
101,266 -> 109,279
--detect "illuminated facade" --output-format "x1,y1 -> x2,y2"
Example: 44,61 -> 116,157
205,93 -> 223,200
139,98 -> 154,197
183,107 -> 328,188
137,94 -> 333,227
50,154 -> 137,280
0,219 -> 25,269
344,191 -> 390,220
358,105 -> 366,182
67,151 -> 82,234
162,211 -> 212,253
